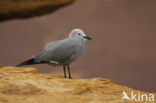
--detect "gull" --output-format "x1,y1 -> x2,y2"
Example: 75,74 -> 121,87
17,29 -> 91,79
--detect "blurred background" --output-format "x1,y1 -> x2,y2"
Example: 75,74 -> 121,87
0,0 -> 156,92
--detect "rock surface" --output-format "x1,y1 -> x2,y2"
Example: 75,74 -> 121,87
0,0 -> 74,21
0,65 -> 155,103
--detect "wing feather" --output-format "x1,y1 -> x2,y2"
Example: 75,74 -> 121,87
34,39 -> 77,64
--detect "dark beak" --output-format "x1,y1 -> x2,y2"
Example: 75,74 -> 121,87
83,36 -> 92,40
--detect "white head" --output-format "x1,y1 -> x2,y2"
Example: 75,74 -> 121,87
69,29 -> 92,40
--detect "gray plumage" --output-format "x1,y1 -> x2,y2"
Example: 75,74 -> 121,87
17,29 -> 91,78
34,38 -> 85,65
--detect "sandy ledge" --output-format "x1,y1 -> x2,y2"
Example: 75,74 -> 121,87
0,65 -> 155,103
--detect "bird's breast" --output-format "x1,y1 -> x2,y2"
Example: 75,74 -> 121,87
64,41 -> 85,65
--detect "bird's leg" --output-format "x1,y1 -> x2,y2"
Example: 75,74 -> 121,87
67,65 -> 72,79
63,65 -> 67,78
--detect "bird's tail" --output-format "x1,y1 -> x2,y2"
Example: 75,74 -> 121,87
16,58 -> 36,66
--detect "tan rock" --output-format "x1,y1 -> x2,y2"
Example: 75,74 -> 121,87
0,65 -> 155,103
0,0 -> 75,22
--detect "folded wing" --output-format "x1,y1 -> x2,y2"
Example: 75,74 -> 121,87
34,39 -> 77,64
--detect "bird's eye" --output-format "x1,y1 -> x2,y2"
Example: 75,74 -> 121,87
78,33 -> 81,35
